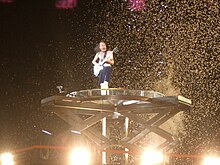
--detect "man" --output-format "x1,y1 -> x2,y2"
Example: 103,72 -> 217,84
92,41 -> 114,89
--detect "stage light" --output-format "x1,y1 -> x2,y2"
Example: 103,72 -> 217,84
42,129 -> 52,135
55,0 -> 77,9
140,149 -> 164,165
0,153 -> 14,165
69,147 -> 91,165
0,0 -> 14,4
70,130 -> 81,134
203,156 -> 220,165
128,0 -> 145,11
122,100 -> 140,105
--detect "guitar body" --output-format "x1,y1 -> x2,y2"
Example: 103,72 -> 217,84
93,65 -> 103,77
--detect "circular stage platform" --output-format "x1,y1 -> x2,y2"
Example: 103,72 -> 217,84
41,88 -> 191,154
41,88 -> 191,115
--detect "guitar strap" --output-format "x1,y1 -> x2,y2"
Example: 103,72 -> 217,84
104,51 -> 107,59
100,51 -> 107,63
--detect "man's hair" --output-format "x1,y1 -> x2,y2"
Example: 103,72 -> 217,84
94,41 -> 107,53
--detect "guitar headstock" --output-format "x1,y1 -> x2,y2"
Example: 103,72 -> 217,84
112,47 -> 119,54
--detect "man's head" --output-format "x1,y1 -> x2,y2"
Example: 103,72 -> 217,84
94,41 -> 107,53
99,41 -> 107,52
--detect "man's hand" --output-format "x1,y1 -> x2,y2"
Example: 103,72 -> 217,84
105,59 -> 114,65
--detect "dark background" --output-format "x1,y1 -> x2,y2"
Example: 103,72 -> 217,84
0,0 -> 219,164
0,0 -> 100,151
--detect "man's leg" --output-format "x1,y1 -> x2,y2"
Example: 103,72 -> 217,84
104,67 -> 112,84
104,67 -> 112,95
99,70 -> 105,85
99,69 -> 106,95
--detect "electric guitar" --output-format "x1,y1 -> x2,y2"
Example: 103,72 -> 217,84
93,47 -> 119,77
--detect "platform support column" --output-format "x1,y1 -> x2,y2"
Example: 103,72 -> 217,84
125,117 -> 129,165
102,114 -> 107,164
